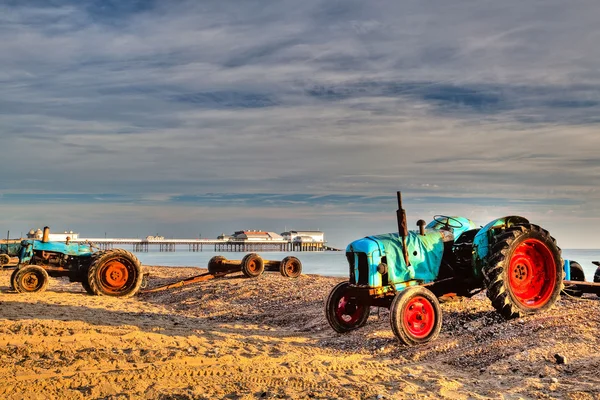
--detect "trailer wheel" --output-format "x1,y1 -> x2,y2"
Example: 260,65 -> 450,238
594,266 -> 600,298
390,286 -> 442,346
12,265 -> 49,293
280,256 -> 302,278
325,282 -> 370,333
484,224 -> 563,319
241,253 -> 264,278
208,256 -> 227,275
87,249 -> 143,297
563,261 -> 585,297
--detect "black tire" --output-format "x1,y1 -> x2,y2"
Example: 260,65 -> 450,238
9,267 -> 19,290
594,266 -> 600,298
563,261 -> 585,297
208,256 -> 227,275
81,279 -> 95,295
389,286 -> 442,346
280,256 -> 302,278
12,265 -> 49,293
0,254 -> 10,266
483,224 -> 563,319
241,253 -> 264,278
325,282 -> 370,333
87,249 -> 143,297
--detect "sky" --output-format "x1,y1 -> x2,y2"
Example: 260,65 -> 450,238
1,0 -> 600,249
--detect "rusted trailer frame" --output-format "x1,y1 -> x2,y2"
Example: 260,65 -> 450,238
563,280 -> 600,296
141,268 -> 238,294
141,254 -> 303,294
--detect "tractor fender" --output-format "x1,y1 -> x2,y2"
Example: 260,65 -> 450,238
472,216 -> 530,278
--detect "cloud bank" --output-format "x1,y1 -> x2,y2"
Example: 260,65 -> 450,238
1,0 -> 600,248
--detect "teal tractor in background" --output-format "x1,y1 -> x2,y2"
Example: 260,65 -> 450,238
326,192 -> 574,346
5,227 -> 144,297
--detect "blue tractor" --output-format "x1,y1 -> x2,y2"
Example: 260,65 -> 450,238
326,192 -> 566,345
7,227 -> 143,297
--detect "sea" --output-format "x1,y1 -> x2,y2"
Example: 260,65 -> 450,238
134,249 -> 600,281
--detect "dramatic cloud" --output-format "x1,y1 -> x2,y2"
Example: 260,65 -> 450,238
1,0 -> 600,248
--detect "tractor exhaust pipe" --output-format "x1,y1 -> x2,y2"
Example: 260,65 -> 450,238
396,192 -> 410,266
42,226 -> 50,243
417,219 -> 426,236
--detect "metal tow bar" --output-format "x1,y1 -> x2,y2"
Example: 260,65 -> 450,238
141,268 -> 238,294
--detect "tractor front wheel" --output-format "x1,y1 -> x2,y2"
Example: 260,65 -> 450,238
484,224 -> 563,319
563,261 -> 585,297
325,282 -> 370,333
389,286 -> 442,346
87,249 -> 143,297
241,253 -> 264,278
12,265 -> 50,293
280,256 -> 302,278
0,254 -> 10,267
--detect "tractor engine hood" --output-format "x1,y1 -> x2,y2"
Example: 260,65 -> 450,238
346,230 -> 446,288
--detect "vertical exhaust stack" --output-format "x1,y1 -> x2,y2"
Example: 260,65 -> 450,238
417,219 -> 426,236
42,227 -> 50,243
396,192 -> 410,266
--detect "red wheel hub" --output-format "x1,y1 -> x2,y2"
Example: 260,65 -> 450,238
22,272 -> 40,291
99,260 -> 129,292
508,238 -> 556,308
335,295 -> 364,325
246,259 -> 259,272
403,296 -> 435,339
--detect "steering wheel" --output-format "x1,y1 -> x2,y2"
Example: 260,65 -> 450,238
433,215 -> 464,229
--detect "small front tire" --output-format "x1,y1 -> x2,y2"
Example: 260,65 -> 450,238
12,265 -> 50,293
389,286 -> 442,346
325,282 -> 370,333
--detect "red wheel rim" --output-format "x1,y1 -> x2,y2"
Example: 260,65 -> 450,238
402,296 -> 435,339
335,295 -> 364,326
22,271 -> 41,291
246,259 -> 259,273
508,238 -> 556,308
99,260 -> 129,292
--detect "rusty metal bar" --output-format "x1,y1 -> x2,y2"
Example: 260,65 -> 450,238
140,268 -> 239,294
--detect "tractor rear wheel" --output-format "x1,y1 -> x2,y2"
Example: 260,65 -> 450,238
280,256 -> 302,278
208,256 -> 227,275
389,286 -> 442,346
241,253 -> 264,278
12,265 -> 49,293
325,282 -> 370,333
484,224 -> 563,319
563,261 -> 585,297
87,249 -> 143,297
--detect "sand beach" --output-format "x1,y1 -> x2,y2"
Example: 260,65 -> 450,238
0,266 -> 598,399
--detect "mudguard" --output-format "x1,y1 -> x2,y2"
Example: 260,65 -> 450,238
472,216 -> 529,279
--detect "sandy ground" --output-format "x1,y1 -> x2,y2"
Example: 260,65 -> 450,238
0,265 -> 599,400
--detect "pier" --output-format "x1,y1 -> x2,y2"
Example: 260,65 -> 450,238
72,238 -> 334,252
